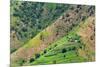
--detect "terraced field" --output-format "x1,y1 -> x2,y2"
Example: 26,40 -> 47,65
10,1 -> 95,67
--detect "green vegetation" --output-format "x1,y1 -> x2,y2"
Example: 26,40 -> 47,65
10,1 -> 71,53
35,53 -> 40,59
10,1 -> 95,66
30,58 -> 35,63
17,58 -> 25,66
11,1 -> 69,42
27,20 -> 88,65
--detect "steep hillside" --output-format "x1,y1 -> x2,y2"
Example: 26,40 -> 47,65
77,17 -> 95,61
10,1 -> 70,53
28,16 -> 95,65
10,3 -> 95,66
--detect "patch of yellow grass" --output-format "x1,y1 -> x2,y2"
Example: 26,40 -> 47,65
23,27 -> 53,48
24,33 -> 42,48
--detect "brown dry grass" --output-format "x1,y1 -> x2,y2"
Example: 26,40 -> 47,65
77,16 -> 95,61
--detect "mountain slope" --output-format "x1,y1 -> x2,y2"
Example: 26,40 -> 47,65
28,16 -> 95,65
10,1 -> 70,53
77,17 -> 95,61
11,4 -> 95,66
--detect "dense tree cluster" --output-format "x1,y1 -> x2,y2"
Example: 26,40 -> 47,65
11,1 -> 70,42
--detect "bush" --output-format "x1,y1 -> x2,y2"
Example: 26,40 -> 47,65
35,53 -> 40,59
40,33 -> 44,41
90,35 -> 94,40
64,55 -> 66,57
11,48 -> 17,53
62,48 -> 67,53
79,45 -> 82,49
54,44 -> 57,47
53,60 -> 56,64
68,48 -> 71,51
71,47 -> 76,50
77,5 -> 81,8
66,14 -> 70,17
17,58 -> 25,66
43,50 -> 47,54
81,16 -> 86,21
75,9 -> 79,13
30,58 -> 35,63
49,47 -> 52,50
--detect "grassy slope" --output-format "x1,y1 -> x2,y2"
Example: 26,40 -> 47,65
28,17 -> 95,65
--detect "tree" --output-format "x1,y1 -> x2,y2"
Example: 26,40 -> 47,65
43,50 -> 47,54
62,48 -> 67,53
30,58 -> 35,63
40,33 -> 44,41
81,16 -> 86,21
54,44 -> 57,47
35,53 -> 40,59
66,14 -> 70,17
64,55 -> 66,57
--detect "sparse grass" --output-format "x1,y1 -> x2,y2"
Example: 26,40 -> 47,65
24,34 -> 42,48
23,28 -> 53,49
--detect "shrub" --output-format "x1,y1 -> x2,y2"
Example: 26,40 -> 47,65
75,9 -> 79,13
10,48 -> 17,53
49,47 -> 52,50
53,60 -> 56,64
43,50 -> 47,54
64,55 -> 66,57
22,27 -> 27,32
68,48 -> 72,51
17,58 -> 25,66
79,45 -> 82,49
70,6 -> 74,10
66,14 -> 70,17
54,44 -> 57,47
35,53 -> 40,59
30,58 -> 35,63
77,5 -> 81,8
40,33 -> 44,41
90,35 -> 94,40
62,48 -> 67,53
81,16 -> 86,21
71,47 -> 76,50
